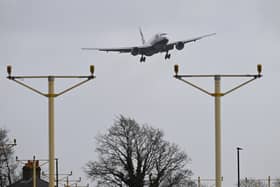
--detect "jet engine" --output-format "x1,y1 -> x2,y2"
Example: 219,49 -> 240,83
176,42 -> 184,50
131,47 -> 140,56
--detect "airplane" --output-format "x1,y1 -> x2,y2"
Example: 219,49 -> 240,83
82,29 -> 216,62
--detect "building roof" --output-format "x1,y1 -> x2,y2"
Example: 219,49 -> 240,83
8,177 -> 49,187
8,160 -> 49,187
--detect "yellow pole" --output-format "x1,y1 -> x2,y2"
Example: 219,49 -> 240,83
33,158 -> 36,187
48,77 -> 55,187
215,75 -> 222,187
66,176 -> 69,187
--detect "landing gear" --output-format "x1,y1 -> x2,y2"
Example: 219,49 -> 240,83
140,55 -> 146,62
165,52 -> 171,60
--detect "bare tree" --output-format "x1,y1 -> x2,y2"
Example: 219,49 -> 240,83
85,115 -> 192,187
0,128 -> 18,187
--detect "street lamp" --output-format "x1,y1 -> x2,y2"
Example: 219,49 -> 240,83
237,147 -> 243,187
173,64 -> 262,187
7,65 -> 96,187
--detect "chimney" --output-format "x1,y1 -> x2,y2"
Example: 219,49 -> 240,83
22,160 -> 41,180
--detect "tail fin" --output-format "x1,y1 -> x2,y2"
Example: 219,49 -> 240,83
139,27 -> 145,45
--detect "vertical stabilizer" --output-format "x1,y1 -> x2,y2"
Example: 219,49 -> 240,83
139,27 -> 146,45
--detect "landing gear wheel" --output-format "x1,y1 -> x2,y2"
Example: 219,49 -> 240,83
165,53 -> 171,59
140,56 -> 146,62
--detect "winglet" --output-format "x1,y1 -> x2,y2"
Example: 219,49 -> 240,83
202,33 -> 216,38
139,27 -> 146,45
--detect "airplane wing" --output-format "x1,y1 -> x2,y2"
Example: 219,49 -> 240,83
82,45 -> 151,54
82,47 -> 132,53
164,33 -> 216,51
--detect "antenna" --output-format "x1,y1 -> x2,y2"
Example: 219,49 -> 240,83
139,27 -> 145,45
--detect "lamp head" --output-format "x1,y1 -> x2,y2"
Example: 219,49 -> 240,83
90,65 -> 94,75
257,64 -> 262,76
174,64 -> 179,76
7,65 -> 12,77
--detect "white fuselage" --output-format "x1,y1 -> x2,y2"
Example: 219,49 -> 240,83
143,33 -> 169,56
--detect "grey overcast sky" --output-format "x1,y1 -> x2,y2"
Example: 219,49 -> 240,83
1,0 -> 280,186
